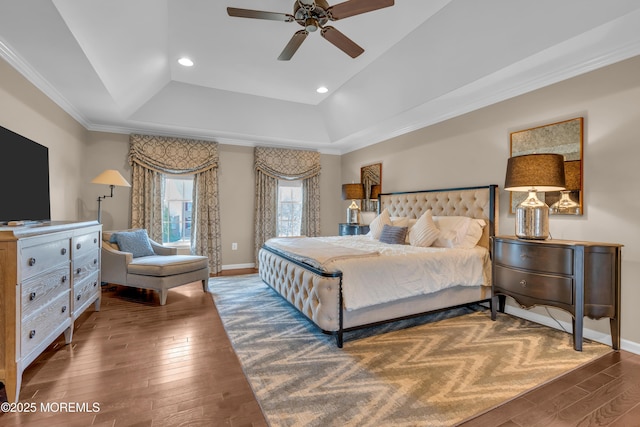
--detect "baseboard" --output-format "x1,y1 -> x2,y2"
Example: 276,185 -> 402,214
221,263 -> 255,270
505,305 -> 640,355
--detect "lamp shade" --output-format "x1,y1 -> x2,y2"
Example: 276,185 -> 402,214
504,154 -> 566,192
91,169 -> 131,187
342,183 -> 364,200
370,184 -> 381,200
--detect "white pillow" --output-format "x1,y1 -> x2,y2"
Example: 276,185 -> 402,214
367,209 -> 391,239
409,210 -> 440,247
461,219 -> 486,248
390,216 -> 409,228
432,216 -> 486,248
360,211 -> 377,225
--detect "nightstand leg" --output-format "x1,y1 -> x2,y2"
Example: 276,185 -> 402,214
610,317 -> 620,350
572,317 -> 583,351
490,295 -> 506,321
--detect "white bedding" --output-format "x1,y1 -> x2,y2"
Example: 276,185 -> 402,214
263,235 -> 490,311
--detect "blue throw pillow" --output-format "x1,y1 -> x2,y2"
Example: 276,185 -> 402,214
379,224 -> 408,245
114,229 -> 155,258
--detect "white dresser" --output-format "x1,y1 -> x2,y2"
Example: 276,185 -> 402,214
0,221 -> 102,402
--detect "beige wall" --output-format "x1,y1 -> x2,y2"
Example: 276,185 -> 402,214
341,55 -> 640,351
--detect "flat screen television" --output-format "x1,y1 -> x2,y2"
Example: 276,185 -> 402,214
0,125 -> 51,225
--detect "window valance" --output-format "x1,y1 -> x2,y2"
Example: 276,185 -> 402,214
254,146 -> 320,180
129,134 -> 219,175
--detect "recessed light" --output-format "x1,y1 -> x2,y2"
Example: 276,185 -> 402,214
178,57 -> 194,67
317,86 -> 328,94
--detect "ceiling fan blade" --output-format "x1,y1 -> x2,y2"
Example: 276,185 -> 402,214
328,0 -> 394,20
278,30 -> 309,61
321,26 -> 364,58
227,7 -> 294,22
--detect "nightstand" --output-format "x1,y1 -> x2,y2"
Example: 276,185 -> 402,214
339,223 -> 370,236
491,236 -> 622,351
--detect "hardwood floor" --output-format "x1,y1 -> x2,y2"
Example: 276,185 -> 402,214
1,272 -> 639,426
1,275 -> 267,427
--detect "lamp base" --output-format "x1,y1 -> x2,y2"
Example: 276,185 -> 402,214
515,190 -> 550,240
347,200 -> 360,225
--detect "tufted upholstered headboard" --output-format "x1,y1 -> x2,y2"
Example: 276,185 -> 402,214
378,185 -> 499,250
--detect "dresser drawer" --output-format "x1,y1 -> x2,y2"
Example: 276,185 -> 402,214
21,265 -> 70,320
21,290 -> 71,358
493,240 -> 574,275
20,238 -> 70,280
73,231 -> 100,260
494,265 -> 574,306
73,273 -> 100,315
72,249 -> 100,283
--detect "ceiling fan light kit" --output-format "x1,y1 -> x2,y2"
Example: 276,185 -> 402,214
227,0 -> 394,60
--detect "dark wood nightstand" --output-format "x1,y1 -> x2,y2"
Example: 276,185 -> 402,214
491,236 -> 622,351
339,223 -> 370,236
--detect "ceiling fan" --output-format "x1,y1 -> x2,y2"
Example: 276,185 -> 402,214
227,0 -> 395,60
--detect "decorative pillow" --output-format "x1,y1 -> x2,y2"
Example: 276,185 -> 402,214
378,224 -> 408,245
113,229 -> 155,258
367,209 -> 391,239
409,210 -> 440,247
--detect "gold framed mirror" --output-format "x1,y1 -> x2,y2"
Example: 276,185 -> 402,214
510,117 -> 584,215
360,163 -> 382,212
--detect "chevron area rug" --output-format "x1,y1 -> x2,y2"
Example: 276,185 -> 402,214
208,274 -> 611,427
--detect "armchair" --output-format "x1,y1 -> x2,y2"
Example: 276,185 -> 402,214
101,229 -> 210,305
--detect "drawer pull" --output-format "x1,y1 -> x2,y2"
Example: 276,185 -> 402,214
29,330 -> 36,339
29,292 -> 37,301
61,275 -> 67,283
94,238 -> 98,244
93,281 -> 98,287
28,257 -> 36,266
77,243 -> 82,250
61,248 -> 67,255
77,294 -> 82,301
520,279 -> 527,287
94,259 -> 98,265
76,268 -> 82,275
61,305 -> 67,313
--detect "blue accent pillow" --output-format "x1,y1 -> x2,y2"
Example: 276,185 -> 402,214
379,224 -> 408,245
113,229 -> 155,258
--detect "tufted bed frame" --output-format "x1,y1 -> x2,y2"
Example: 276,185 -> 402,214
258,185 -> 499,347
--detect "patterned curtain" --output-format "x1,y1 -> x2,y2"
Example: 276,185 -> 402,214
129,134 -> 222,273
254,147 -> 321,264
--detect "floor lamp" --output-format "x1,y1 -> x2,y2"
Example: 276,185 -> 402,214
91,169 -> 131,223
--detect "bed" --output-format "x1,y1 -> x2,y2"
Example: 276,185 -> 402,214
258,185 -> 499,347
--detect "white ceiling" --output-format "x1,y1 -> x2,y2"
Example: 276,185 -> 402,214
1,0 -> 640,154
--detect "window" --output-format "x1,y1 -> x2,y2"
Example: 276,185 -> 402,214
277,179 -> 303,237
162,175 -> 193,244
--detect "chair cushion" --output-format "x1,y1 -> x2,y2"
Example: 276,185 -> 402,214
127,255 -> 209,277
113,229 -> 155,258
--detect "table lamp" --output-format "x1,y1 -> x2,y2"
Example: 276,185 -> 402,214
504,154 -> 565,239
342,183 -> 364,224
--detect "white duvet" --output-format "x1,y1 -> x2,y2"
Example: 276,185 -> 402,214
264,235 -> 490,311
